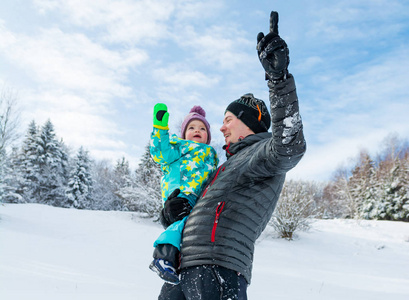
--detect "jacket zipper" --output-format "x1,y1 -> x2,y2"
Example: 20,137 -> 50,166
211,201 -> 225,242
202,165 -> 224,198
199,165 -> 226,242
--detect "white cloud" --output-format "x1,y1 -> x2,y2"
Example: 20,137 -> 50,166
19,90 -> 124,149
303,46 -> 409,140
0,20 -> 16,46
0,27 -> 147,96
174,24 -> 253,70
153,64 -> 220,88
307,0 -> 408,42
0,23 -> 146,162
0,17 -> 151,160
293,56 -> 323,75
172,0 -> 224,20
33,0 -> 175,45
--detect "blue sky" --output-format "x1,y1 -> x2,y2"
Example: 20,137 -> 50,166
1,0 -> 408,181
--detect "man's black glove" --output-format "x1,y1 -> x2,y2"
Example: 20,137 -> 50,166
159,189 -> 192,228
256,11 -> 289,81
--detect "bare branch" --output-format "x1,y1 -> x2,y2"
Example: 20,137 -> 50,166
0,86 -> 21,152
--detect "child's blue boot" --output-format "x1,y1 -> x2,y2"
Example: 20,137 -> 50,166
149,258 -> 180,285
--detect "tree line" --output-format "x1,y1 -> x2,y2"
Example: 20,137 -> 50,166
0,118 -> 157,213
321,135 -> 409,221
268,134 -> 409,239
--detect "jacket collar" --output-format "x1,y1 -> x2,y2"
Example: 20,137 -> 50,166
223,132 -> 271,159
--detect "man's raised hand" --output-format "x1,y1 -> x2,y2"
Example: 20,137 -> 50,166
256,11 -> 289,81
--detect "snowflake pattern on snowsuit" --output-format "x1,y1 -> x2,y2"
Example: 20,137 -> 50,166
150,128 -> 218,206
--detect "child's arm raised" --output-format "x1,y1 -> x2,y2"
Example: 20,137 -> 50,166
150,103 -> 181,164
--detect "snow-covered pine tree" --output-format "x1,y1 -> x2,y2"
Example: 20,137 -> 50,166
374,156 -> 408,221
0,147 -> 6,203
324,150 -> 378,219
19,120 -> 41,202
348,150 -> 377,219
402,151 -> 409,220
114,157 -> 132,190
359,163 -> 379,220
0,147 -> 25,203
130,143 -> 162,217
136,143 -> 161,193
111,157 -> 133,210
362,135 -> 409,221
66,146 -> 93,209
35,119 -> 68,206
91,159 -> 123,211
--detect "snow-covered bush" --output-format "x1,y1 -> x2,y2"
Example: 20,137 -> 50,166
269,180 -> 317,240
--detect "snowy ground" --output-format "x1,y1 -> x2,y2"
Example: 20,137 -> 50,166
1,204 -> 409,300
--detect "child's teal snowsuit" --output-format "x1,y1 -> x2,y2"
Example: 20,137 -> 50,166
150,128 -> 218,250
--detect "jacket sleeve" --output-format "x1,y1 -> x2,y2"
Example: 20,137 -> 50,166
249,74 -> 306,177
150,128 -> 181,165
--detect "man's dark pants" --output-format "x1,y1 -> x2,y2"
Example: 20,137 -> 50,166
158,265 -> 248,300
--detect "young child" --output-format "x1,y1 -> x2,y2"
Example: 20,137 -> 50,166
149,103 -> 218,285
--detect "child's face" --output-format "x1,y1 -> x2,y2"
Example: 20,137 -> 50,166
185,120 -> 208,144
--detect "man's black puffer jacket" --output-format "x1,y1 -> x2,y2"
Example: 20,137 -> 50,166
180,74 -> 306,284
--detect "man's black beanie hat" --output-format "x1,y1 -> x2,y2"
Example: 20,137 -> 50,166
226,93 -> 271,133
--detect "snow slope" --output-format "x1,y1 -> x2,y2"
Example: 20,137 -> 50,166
1,204 -> 408,300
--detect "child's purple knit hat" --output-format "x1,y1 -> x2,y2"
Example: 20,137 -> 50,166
181,106 -> 211,144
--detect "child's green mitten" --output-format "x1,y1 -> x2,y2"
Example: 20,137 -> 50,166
153,103 -> 169,130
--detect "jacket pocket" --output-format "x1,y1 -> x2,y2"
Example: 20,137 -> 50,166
211,201 -> 225,242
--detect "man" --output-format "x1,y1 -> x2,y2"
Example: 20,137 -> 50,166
157,11 -> 306,299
